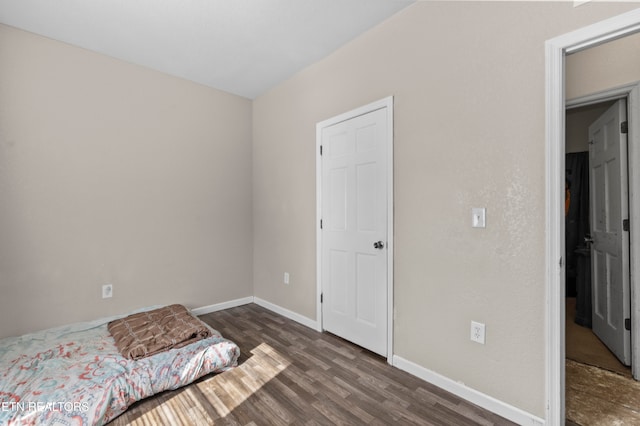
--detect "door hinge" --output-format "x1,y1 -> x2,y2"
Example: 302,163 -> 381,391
559,256 -> 564,268
625,318 -> 631,331
623,219 -> 630,232
320,219 -> 323,229
320,293 -> 323,303
320,145 -> 323,155
621,121 -> 628,134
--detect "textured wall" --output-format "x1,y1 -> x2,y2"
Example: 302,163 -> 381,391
0,25 -> 253,338
1,1 -> 638,419
252,1 -> 638,417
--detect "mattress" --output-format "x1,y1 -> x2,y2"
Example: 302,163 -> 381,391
0,307 -> 240,425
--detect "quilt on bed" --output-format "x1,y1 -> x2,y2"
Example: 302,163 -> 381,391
0,307 -> 240,426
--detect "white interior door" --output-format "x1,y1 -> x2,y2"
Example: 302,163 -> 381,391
320,107 -> 388,356
588,98 -> 631,366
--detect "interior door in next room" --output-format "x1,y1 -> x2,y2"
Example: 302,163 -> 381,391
321,107 -> 388,357
588,98 -> 631,366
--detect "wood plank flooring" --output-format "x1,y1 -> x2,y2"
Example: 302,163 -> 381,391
109,303 -> 516,425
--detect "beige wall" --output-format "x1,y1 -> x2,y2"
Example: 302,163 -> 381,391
565,28 -> 640,154
566,102 -> 613,154
253,1 -> 639,417
566,30 -> 640,100
0,25 -> 253,338
2,1 -> 639,420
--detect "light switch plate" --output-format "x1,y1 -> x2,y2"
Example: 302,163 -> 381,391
472,208 -> 486,228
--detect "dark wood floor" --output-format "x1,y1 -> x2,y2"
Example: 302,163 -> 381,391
110,303 -> 516,425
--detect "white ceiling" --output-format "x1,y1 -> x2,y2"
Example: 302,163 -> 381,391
0,0 -> 414,99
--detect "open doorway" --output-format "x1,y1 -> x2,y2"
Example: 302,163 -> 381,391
564,96 -> 638,424
565,98 -> 631,373
564,72 -> 640,389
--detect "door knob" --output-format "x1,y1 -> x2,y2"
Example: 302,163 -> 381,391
584,236 -> 594,244
373,241 -> 384,249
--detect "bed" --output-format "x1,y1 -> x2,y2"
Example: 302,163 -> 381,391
0,305 -> 240,425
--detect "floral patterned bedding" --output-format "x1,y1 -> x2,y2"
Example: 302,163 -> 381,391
0,307 -> 240,425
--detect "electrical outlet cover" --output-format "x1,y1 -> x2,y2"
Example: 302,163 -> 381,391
102,284 -> 113,299
470,321 -> 485,344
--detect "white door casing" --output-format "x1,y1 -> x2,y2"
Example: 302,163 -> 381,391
316,97 -> 393,360
546,9 -> 640,425
588,99 -> 631,366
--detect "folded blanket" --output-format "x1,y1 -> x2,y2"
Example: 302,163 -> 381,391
107,304 -> 212,360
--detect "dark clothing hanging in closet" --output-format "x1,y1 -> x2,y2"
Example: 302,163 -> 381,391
566,152 -> 592,328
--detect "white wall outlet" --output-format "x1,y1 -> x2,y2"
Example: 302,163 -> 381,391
284,272 -> 290,285
472,208 -> 486,228
102,284 -> 113,299
470,321 -> 485,344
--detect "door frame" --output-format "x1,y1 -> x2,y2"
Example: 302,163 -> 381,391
315,96 -> 394,364
546,9 -> 640,425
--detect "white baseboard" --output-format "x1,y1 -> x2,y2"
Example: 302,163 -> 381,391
393,355 -> 545,426
253,297 -> 319,330
191,296 -> 254,316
